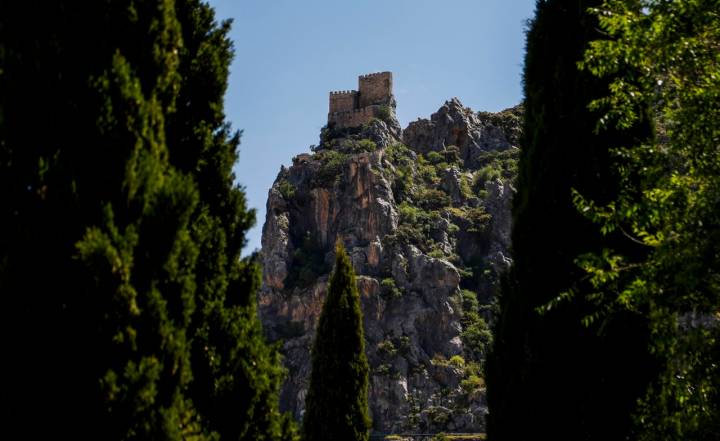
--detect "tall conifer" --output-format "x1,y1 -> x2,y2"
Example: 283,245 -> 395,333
170,2 -> 291,439
0,1 -> 291,439
486,1 -> 655,440
302,243 -> 371,441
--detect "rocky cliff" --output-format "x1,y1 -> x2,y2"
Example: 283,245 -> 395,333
259,97 -> 521,433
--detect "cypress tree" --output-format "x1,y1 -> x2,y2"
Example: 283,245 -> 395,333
169,2 -> 292,439
0,1 -> 291,439
2,3 -> 192,437
302,243 -> 371,441
486,1 -> 655,440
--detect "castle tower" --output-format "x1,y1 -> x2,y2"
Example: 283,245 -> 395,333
329,90 -> 358,114
327,72 -> 393,129
358,72 -> 393,108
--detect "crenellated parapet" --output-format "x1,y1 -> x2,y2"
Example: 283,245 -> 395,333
327,72 -> 394,129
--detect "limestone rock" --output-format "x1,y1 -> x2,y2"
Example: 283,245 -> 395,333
440,167 -> 465,204
403,98 -> 521,167
483,177 -> 515,273
361,117 -> 402,149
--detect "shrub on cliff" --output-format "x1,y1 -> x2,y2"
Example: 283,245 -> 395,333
302,243 -> 371,441
0,1 -> 292,439
376,105 -> 392,123
314,149 -> 347,184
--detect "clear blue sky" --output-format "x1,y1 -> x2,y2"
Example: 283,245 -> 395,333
207,0 -> 536,254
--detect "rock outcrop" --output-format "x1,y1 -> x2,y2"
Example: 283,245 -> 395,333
260,98 -> 521,433
403,98 -> 521,168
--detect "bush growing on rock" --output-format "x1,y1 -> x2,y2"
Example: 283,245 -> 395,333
315,150 -> 347,183
419,188 -> 452,210
427,151 -> 444,164
278,179 -> 296,199
381,277 -> 403,300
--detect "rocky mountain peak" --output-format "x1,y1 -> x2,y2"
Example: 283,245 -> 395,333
404,98 -> 521,168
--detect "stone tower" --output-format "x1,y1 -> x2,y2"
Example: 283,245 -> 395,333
328,72 -> 393,129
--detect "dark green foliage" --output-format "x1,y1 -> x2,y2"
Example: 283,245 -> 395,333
317,138 -> 377,155
314,149 -> 347,184
426,151 -> 444,164
377,339 -> 398,358
320,123 -> 364,146
475,165 -> 502,186
273,320 -> 306,341
376,105 -> 392,123
418,188 -> 451,210
465,207 -> 491,234
576,1 -> 720,438
318,121 -> 380,152
416,156 -> 441,185
380,277 -> 402,300
461,317 -> 492,367
472,149 -> 519,191
384,142 -> 415,165
461,290 -> 480,317
0,1 -> 291,439
278,179 -> 296,199
431,433 -> 450,441
384,203 -> 447,255
302,243 -> 371,441
169,3 -> 292,438
441,145 -> 462,164
284,232 -> 327,289
486,1 -> 655,440
460,290 -> 492,364
478,105 -> 524,146
341,139 -> 377,153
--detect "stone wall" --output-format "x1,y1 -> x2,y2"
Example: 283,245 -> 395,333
329,90 -> 358,113
328,106 -> 378,129
359,72 -> 392,108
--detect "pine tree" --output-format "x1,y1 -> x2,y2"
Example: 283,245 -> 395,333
302,243 -> 371,441
0,1 -> 292,439
486,1 -> 655,440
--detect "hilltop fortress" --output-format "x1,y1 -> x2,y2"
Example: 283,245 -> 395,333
328,72 -> 394,128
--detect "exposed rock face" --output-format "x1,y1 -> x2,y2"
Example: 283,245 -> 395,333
403,98 -> 521,167
260,99 -> 521,434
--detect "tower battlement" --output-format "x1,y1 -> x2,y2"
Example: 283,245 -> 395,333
359,72 -> 388,79
328,72 -> 393,129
